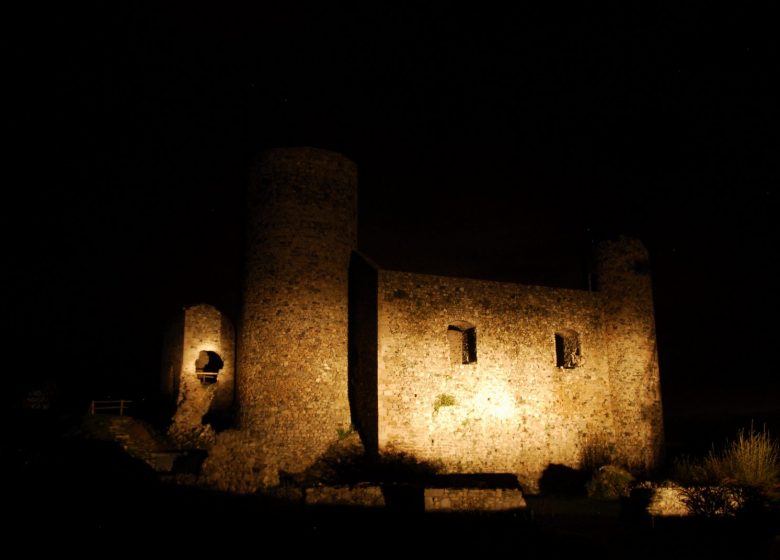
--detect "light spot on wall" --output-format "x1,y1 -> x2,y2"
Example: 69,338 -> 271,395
471,386 -> 517,420
555,329 -> 581,369
448,321 -> 477,364
196,350 -> 224,384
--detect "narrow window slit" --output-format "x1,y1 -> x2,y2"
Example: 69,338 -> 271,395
448,321 -> 477,364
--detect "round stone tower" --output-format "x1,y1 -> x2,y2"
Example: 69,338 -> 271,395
237,147 -> 357,477
595,236 -> 664,470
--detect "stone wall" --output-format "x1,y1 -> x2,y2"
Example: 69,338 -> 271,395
237,147 -> 357,477
377,270 -> 612,491
376,237 -> 662,492
303,484 -> 525,510
200,429 -> 278,492
305,484 -> 385,507
424,488 -> 526,511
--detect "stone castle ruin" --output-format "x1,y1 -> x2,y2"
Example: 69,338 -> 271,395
160,147 -> 664,493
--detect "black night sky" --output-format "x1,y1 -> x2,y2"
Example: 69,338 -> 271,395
7,3 -> 779,444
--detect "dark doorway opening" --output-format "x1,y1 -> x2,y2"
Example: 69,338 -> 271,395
195,350 -> 223,384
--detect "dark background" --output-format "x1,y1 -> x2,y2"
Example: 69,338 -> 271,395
7,3 -> 778,448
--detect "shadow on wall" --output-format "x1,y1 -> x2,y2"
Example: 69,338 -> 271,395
348,252 -> 378,455
296,443 -> 442,487
382,483 -> 425,513
201,407 -> 236,432
538,464 -> 589,496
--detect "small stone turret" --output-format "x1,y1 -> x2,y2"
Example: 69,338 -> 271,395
160,303 -> 235,445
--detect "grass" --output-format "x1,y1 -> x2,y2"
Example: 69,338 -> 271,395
672,423 -> 779,489
585,465 -> 635,499
580,435 -> 617,473
715,424 -> 780,488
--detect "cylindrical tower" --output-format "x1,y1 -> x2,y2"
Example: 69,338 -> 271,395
595,236 -> 664,470
237,147 -> 357,476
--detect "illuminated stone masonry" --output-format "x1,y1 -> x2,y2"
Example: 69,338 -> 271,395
160,303 -> 235,446
162,147 -> 663,495
373,253 -> 663,493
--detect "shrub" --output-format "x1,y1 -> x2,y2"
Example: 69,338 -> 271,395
668,426 -> 779,520
716,424 -> 779,489
585,465 -> 635,499
679,485 -> 750,518
672,424 -> 779,490
299,446 -> 442,485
